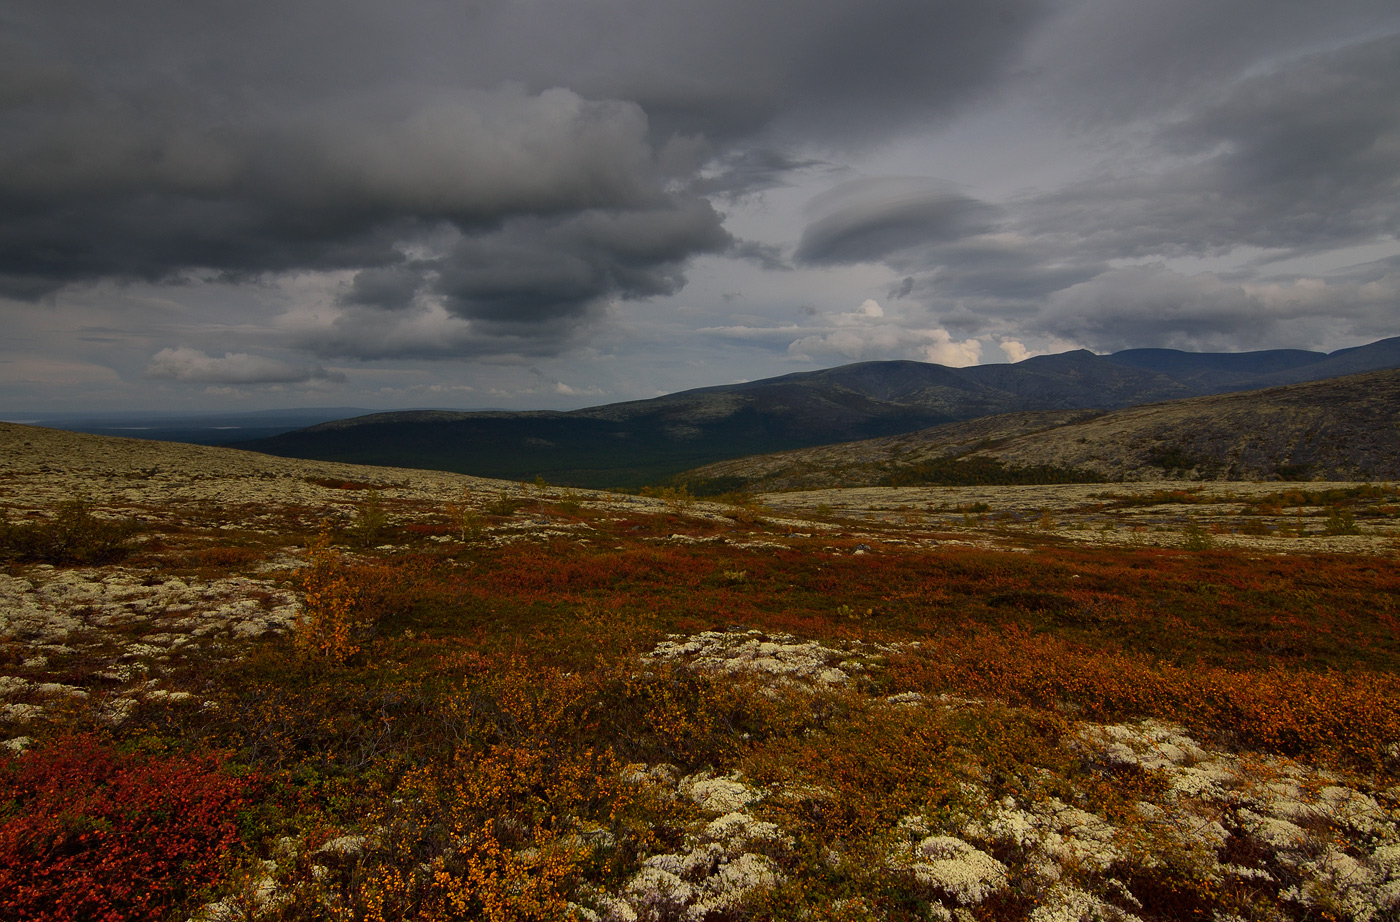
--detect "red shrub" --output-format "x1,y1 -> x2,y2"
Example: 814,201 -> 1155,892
0,735 -> 250,922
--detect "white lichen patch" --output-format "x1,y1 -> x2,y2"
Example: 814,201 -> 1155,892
886,835 -> 1008,905
962,796 -> 1121,878
0,567 -> 297,726
590,767 -> 789,922
1072,719 -> 1400,921
1078,719 -> 1208,771
644,629 -> 890,689
703,812 -> 785,847
680,771 -> 761,815
1029,884 -> 1143,922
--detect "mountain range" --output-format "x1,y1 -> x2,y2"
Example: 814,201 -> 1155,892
244,336 -> 1400,488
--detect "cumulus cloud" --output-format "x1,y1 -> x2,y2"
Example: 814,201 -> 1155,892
144,348 -> 343,385
786,297 -> 982,366
788,327 -> 982,366
999,340 -> 1032,363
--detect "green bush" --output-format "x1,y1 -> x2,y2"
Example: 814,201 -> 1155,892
1181,518 -> 1214,551
348,489 -> 389,547
486,491 -> 525,517
1324,506 -> 1360,536
0,499 -> 140,564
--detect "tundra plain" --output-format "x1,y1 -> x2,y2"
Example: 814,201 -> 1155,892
3,421 -> 1400,921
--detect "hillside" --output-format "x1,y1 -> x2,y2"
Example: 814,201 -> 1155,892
244,337 -> 1400,488
682,368 -> 1400,491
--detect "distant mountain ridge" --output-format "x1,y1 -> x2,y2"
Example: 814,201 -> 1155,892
245,336 -> 1400,487
12,407 -> 372,446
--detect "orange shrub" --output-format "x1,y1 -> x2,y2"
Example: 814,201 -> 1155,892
886,628 -> 1400,773
294,526 -> 363,665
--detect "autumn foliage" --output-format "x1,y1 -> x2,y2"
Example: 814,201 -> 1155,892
294,525 -> 365,665
0,735 -> 249,922
6,481 -> 1400,920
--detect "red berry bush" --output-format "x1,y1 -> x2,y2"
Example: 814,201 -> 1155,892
0,735 -> 250,922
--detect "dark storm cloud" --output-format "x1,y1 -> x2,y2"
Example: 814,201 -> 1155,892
432,201 -> 730,325
343,266 -> 427,311
0,0 -> 1049,324
0,81 -> 672,290
505,0 -> 1053,144
308,199 -> 731,358
795,179 -> 1000,266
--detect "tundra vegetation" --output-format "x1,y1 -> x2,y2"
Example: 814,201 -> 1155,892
2,425 -> 1400,921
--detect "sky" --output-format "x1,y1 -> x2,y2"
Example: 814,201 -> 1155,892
2,0 -> 1398,413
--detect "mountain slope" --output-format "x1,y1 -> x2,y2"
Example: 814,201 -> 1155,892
681,368 -> 1400,490
245,337 -> 1400,487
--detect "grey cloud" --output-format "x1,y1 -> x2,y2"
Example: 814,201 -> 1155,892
433,200 -> 730,325
727,240 -> 790,272
903,235 -> 1104,303
509,0 -> 1052,145
1024,0 -> 1400,126
1023,34 -> 1400,262
279,88 -> 664,218
302,303 -> 587,362
690,148 -> 828,199
144,347 -> 342,385
793,182 -> 1103,316
0,0 -> 1050,363
0,0 -> 1045,257
0,83 -> 668,286
303,199 -> 730,359
8,0 -> 1397,383
1034,264 -> 1400,352
343,266 -> 428,311
795,179 -> 1000,266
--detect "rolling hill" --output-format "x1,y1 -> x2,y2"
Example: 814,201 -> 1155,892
244,336 -> 1400,487
680,368 -> 1400,491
